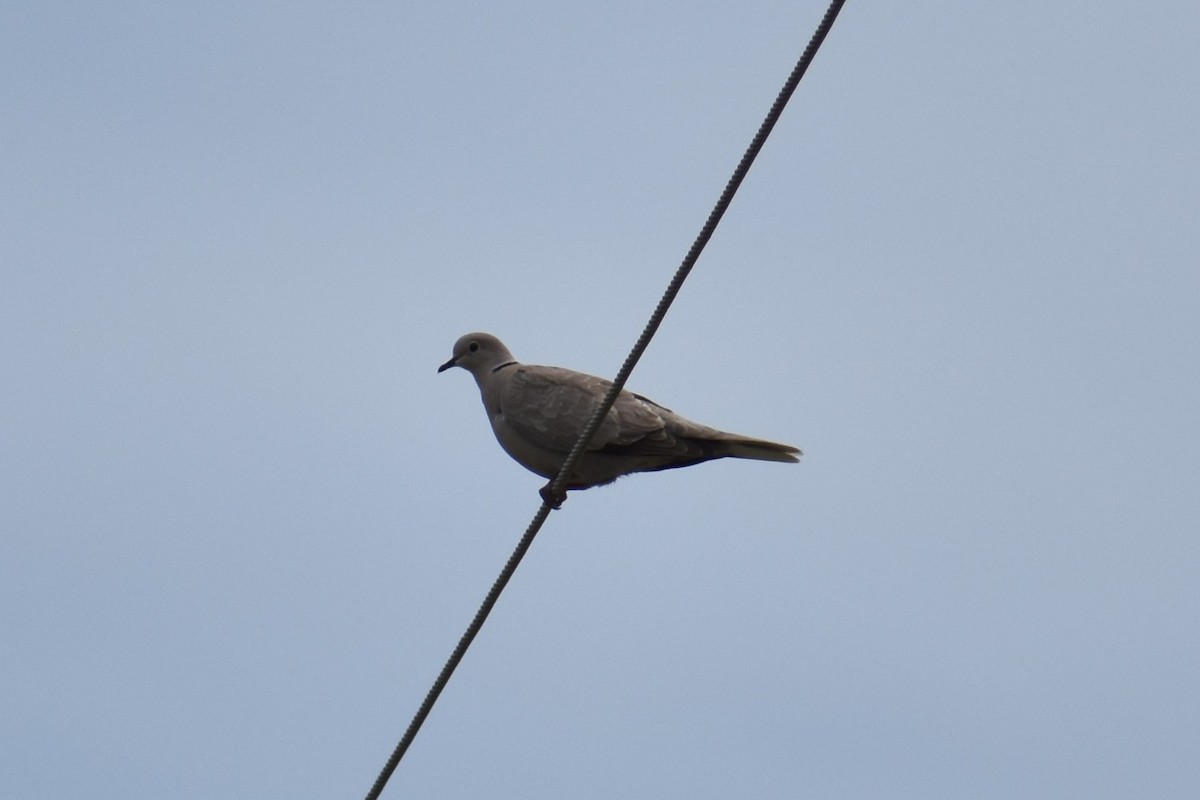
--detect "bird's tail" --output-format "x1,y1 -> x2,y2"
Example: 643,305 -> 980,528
717,434 -> 802,463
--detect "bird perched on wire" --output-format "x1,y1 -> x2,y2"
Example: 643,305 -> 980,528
438,332 -> 800,507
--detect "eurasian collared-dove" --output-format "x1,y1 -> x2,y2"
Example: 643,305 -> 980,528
438,332 -> 800,506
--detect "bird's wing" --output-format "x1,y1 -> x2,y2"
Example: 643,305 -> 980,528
498,365 -> 669,454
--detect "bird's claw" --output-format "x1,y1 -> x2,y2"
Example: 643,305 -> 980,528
539,483 -> 567,510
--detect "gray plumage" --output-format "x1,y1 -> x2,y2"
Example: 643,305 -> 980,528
438,332 -> 800,505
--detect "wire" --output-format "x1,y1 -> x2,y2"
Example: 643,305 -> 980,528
365,3 -> 846,796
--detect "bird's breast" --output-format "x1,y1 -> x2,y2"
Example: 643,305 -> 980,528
488,408 -> 563,480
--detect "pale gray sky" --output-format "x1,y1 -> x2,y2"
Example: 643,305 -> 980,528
3,2 -> 1198,797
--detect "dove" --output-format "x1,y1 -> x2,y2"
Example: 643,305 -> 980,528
438,332 -> 801,507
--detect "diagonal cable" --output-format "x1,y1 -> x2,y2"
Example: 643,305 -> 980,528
365,3 -> 845,797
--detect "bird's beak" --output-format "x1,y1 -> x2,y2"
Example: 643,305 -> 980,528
437,356 -> 458,373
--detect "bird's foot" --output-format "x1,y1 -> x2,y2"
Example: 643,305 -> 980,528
539,483 -> 567,510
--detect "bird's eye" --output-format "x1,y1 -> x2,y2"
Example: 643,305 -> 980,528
468,341 -> 480,353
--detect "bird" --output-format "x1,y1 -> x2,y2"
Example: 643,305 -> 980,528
438,332 -> 800,507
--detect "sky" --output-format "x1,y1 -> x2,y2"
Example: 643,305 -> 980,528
3,2 -> 1198,798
